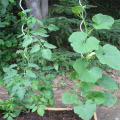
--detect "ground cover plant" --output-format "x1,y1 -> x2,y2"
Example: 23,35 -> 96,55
62,3 -> 120,120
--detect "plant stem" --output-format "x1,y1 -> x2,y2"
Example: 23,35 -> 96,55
88,28 -> 95,36
81,12 -> 87,34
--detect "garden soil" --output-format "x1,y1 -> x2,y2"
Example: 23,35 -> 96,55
0,69 -> 120,120
0,110 -> 94,120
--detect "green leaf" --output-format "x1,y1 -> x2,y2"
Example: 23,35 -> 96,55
48,24 -> 59,31
70,71 -> 79,80
30,44 -> 40,53
29,97 -> 34,103
22,35 -> 33,47
81,91 -> 89,97
49,99 -> 55,106
28,63 -> 40,70
23,80 -> 31,87
81,82 -> 94,92
44,90 -> 53,99
32,32 -> 49,37
3,67 -> 11,73
31,80 -> 39,84
44,42 -> 56,49
98,74 -> 118,90
26,70 -> 36,78
13,108 -> 21,116
0,82 -> 4,87
72,6 -> 83,14
37,108 -> 45,116
9,64 -> 17,69
102,92 -> 117,107
69,32 -> 100,53
92,14 -> 114,30
30,104 -> 35,109
32,106 -> 37,112
6,81 -> 14,88
31,84 -> 38,90
0,39 -> 4,45
12,83 -> 21,92
43,66 -> 54,70
45,80 -> 52,84
62,92 -> 77,104
37,28 -> 47,34
27,90 -> 35,96
87,91 -> 106,105
12,53 -> 17,58
1,0 -> 8,7
5,41 -> 12,47
7,116 -> 13,120
0,22 -> 5,27
96,44 -> 120,70
10,113 -> 16,117
23,9 -> 32,13
39,105 -> 47,109
9,0 -> 14,2
32,17 -> 37,26
74,100 -> 96,120
54,63 -> 59,71
41,49 -> 52,60
3,113 -> 8,118
36,20 -> 44,27
46,74 -> 56,79
40,97 -> 48,103
16,87 -> 26,100
73,59 -> 102,83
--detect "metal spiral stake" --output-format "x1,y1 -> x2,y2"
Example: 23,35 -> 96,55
79,0 -> 86,32
79,0 -> 86,58
19,0 -> 29,62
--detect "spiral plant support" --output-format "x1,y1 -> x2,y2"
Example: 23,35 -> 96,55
79,0 -> 86,32
19,0 -> 29,61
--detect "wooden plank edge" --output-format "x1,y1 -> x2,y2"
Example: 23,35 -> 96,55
94,112 -> 98,120
44,108 -> 73,110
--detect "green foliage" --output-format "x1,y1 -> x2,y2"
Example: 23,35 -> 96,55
92,14 -> 114,30
69,32 -> 100,53
81,82 -> 94,92
50,49 -> 80,72
86,19 -> 120,46
62,92 -> 77,104
96,44 -> 120,69
74,100 -> 96,120
72,6 -> 83,15
0,0 -> 22,75
102,92 -> 117,107
45,0 -> 96,48
87,91 -> 106,105
98,74 -> 118,90
48,0 -> 120,48
0,2 -> 59,119
62,5 -> 119,120
73,59 -> 102,83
